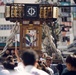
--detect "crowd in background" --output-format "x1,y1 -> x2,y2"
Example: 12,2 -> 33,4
0,49 -> 76,75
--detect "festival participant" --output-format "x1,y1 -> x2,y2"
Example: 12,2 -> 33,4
62,54 -> 76,75
14,50 -> 49,75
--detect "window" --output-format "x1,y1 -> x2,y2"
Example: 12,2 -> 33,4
61,26 -> 69,32
62,36 -> 70,42
0,37 -> 7,43
61,17 -> 71,22
6,25 -> 9,30
4,25 -> 7,30
61,7 -> 71,13
0,25 -> 3,30
62,17 -> 67,22
0,25 -> 15,30
9,25 -> 12,29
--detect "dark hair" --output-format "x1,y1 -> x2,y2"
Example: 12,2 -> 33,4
3,62 -> 15,70
7,56 -> 13,62
73,52 -> 76,55
66,55 -> 76,68
21,50 -> 38,66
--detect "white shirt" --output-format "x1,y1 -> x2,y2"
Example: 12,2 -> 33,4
46,67 -> 54,75
12,62 -> 32,75
0,69 -> 10,75
0,65 -> 10,75
14,62 -> 49,75
11,71 -> 33,75
14,62 -> 24,73
24,65 -> 49,75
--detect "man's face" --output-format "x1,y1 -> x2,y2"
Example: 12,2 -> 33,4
46,58 -> 52,67
66,63 -> 72,71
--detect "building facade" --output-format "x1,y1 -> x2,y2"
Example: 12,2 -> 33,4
0,0 -> 15,43
57,0 -> 74,49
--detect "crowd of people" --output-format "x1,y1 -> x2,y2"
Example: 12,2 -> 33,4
0,49 -> 76,75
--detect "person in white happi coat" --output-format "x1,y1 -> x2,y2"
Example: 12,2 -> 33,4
14,50 -> 49,75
